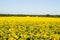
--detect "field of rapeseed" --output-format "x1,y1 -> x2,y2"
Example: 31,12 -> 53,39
0,17 -> 60,40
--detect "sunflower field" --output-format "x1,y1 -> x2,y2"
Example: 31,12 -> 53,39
0,17 -> 60,40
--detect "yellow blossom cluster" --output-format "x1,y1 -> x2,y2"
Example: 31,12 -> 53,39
0,17 -> 60,40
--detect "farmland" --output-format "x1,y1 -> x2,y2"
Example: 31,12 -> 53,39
0,16 -> 60,40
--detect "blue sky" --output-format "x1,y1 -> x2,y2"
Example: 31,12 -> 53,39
0,0 -> 60,15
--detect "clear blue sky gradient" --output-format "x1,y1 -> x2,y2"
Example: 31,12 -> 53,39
0,0 -> 60,15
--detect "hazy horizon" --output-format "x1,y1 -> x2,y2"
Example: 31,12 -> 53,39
0,0 -> 60,15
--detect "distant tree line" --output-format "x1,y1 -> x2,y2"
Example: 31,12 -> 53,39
0,14 -> 60,17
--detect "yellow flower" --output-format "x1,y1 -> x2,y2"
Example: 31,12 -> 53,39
8,37 -> 15,40
11,33 -> 18,39
44,34 -> 48,38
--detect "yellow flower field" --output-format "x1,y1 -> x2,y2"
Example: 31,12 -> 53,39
0,17 -> 60,40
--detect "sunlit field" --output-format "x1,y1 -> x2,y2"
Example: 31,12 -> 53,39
0,17 -> 60,40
